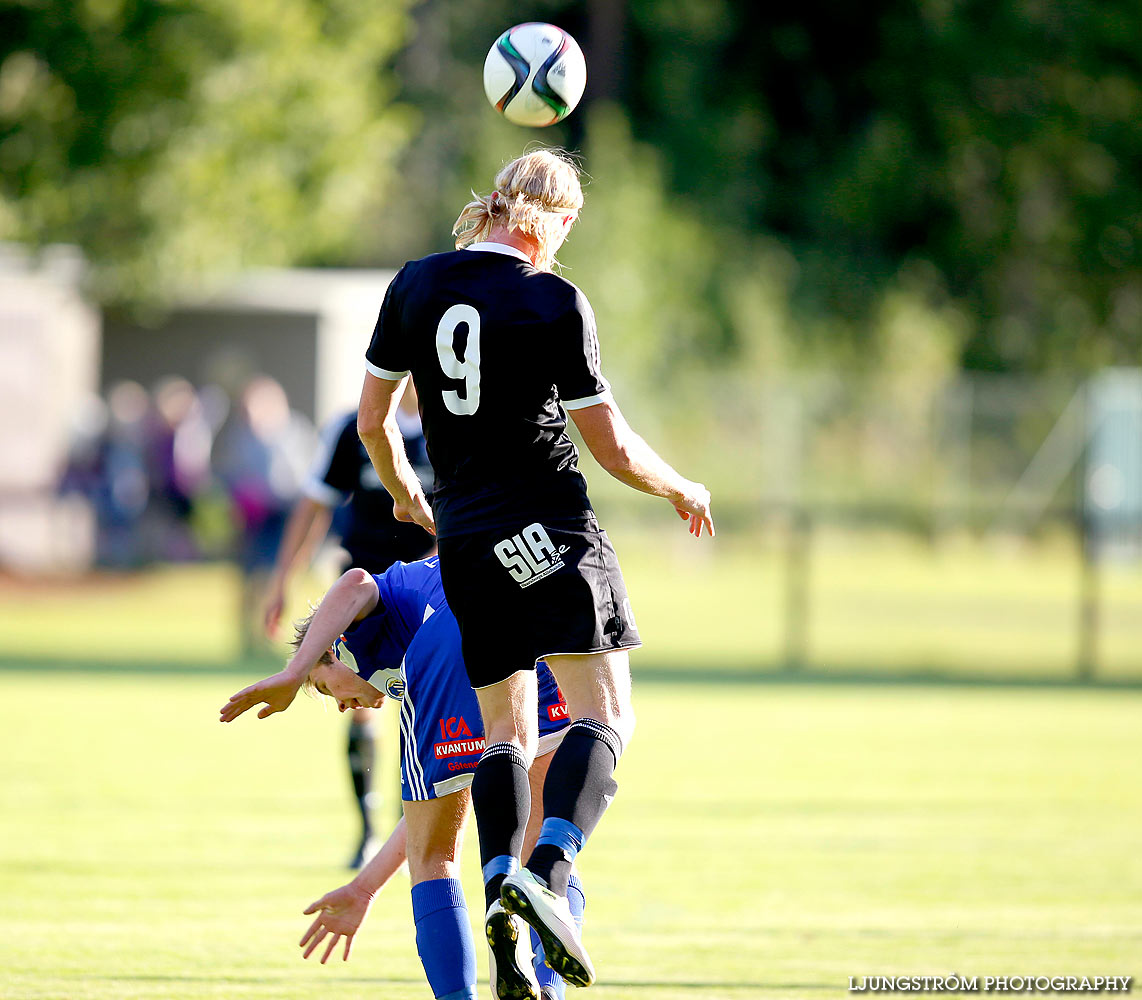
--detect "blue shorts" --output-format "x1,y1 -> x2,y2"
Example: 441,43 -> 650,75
398,606 -> 568,802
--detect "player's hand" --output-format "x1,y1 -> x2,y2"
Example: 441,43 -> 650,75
219,671 -> 304,723
393,494 -> 436,536
300,884 -> 373,964
262,584 -> 286,640
673,482 -> 715,538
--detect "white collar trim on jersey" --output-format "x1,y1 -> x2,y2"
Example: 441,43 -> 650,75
465,241 -> 533,264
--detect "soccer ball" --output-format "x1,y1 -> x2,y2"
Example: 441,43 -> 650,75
483,23 -> 587,127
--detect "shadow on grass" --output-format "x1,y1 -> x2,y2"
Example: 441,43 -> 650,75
75,973 -> 803,993
2,654 -> 1141,689
635,665 -> 1142,690
0,654 -> 279,676
73,973 -> 426,986
599,980 -> 812,991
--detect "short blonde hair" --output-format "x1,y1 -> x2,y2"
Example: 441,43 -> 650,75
453,149 -> 584,272
291,606 -> 334,696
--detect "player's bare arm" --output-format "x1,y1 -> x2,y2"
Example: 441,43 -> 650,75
357,373 -> 436,535
299,816 -> 410,964
570,397 -> 715,538
219,569 -> 381,722
263,496 -> 334,639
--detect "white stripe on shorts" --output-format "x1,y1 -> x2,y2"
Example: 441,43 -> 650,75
398,659 -> 429,799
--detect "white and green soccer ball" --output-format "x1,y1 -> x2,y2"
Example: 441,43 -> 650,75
483,22 -> 587,127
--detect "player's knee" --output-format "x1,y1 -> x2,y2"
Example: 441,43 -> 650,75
603,674 -> 635,750
615,704 -> 635,753
484,723 -> 536,767
602,703 -> 634,755
407,844 -> 460,884
574,701 -> 634,755
516,728 -> 538,767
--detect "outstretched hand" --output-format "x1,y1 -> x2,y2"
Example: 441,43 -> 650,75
299,884 -> 373,964
219,670 -> 304,723
674,482 -> 715,538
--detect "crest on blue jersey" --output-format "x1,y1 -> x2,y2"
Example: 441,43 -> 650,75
333,635 -> 358,672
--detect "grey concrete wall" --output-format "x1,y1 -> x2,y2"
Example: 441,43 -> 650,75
101,308 -> 321,419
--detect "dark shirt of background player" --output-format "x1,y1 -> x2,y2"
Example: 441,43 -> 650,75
262,384 -> 434,639
312,407 -> 434,572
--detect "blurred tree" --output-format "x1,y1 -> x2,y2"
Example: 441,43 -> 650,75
0,0 -> 414,303
621,0 -> 1142,371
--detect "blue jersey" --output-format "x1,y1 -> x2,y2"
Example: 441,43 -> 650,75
337,557 -> 447,699
337,557 -> 568,801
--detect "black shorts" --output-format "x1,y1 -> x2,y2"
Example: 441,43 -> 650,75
437,514 -> 642,689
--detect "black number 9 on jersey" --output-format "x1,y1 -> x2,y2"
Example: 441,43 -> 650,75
436,304 -> 481,415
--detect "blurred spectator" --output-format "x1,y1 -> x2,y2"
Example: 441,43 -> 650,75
60,381 -> 151,569
143,376 -> 214,561
262,382 -> 435,638
212,375 -> 315,654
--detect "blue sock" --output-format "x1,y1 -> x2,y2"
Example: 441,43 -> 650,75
532,870 -> 586,998
481,853 -> 518,914
410,878 -> 479,1000
567,870 -> 586,928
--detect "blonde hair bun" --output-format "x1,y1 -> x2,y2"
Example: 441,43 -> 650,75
453,149 -> 583,272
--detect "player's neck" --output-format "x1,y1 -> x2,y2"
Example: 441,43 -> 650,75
485,225 -> 540,267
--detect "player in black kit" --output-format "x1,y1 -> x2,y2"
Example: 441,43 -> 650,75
264,383 -> 434,868
357,149 -> 714,999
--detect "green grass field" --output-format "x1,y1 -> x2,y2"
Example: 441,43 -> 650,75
2,528 -> 1141,680
2,529 -> 1139,997
1,671 -> 1139,999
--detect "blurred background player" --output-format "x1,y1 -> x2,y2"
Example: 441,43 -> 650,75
59,381 -> 152,569
212,374 -> 315,655
262,380 -> 434,867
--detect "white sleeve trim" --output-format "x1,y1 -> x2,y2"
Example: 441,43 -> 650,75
561,388 -> 613,411
301,415 -> 350,507
301,476 -> 343,507
365,360 -> 409,381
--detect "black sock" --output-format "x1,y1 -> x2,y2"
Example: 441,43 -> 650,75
472,742 -> 531,910
347,717 -> 376,840
527,719 -> 622,896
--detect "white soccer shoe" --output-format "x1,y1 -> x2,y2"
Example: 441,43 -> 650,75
500,869 -> 595,988
485,899 -> 540,1000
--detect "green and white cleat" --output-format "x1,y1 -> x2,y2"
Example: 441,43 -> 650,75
485,899 -> 540,1000
500,869 -> 595,988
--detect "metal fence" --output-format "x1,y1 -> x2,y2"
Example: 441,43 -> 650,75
592,368 -> 1142,682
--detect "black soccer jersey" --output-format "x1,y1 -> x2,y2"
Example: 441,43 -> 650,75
305,410 -> 435,572
366,242 -> 610,538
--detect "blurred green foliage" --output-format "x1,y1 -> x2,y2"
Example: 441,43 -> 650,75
2,0 -> 1139,370
623,0 -> 1142,372
0,0 -> 413,302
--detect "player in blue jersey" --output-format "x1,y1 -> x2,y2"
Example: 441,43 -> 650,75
221,558 -> 581,1000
